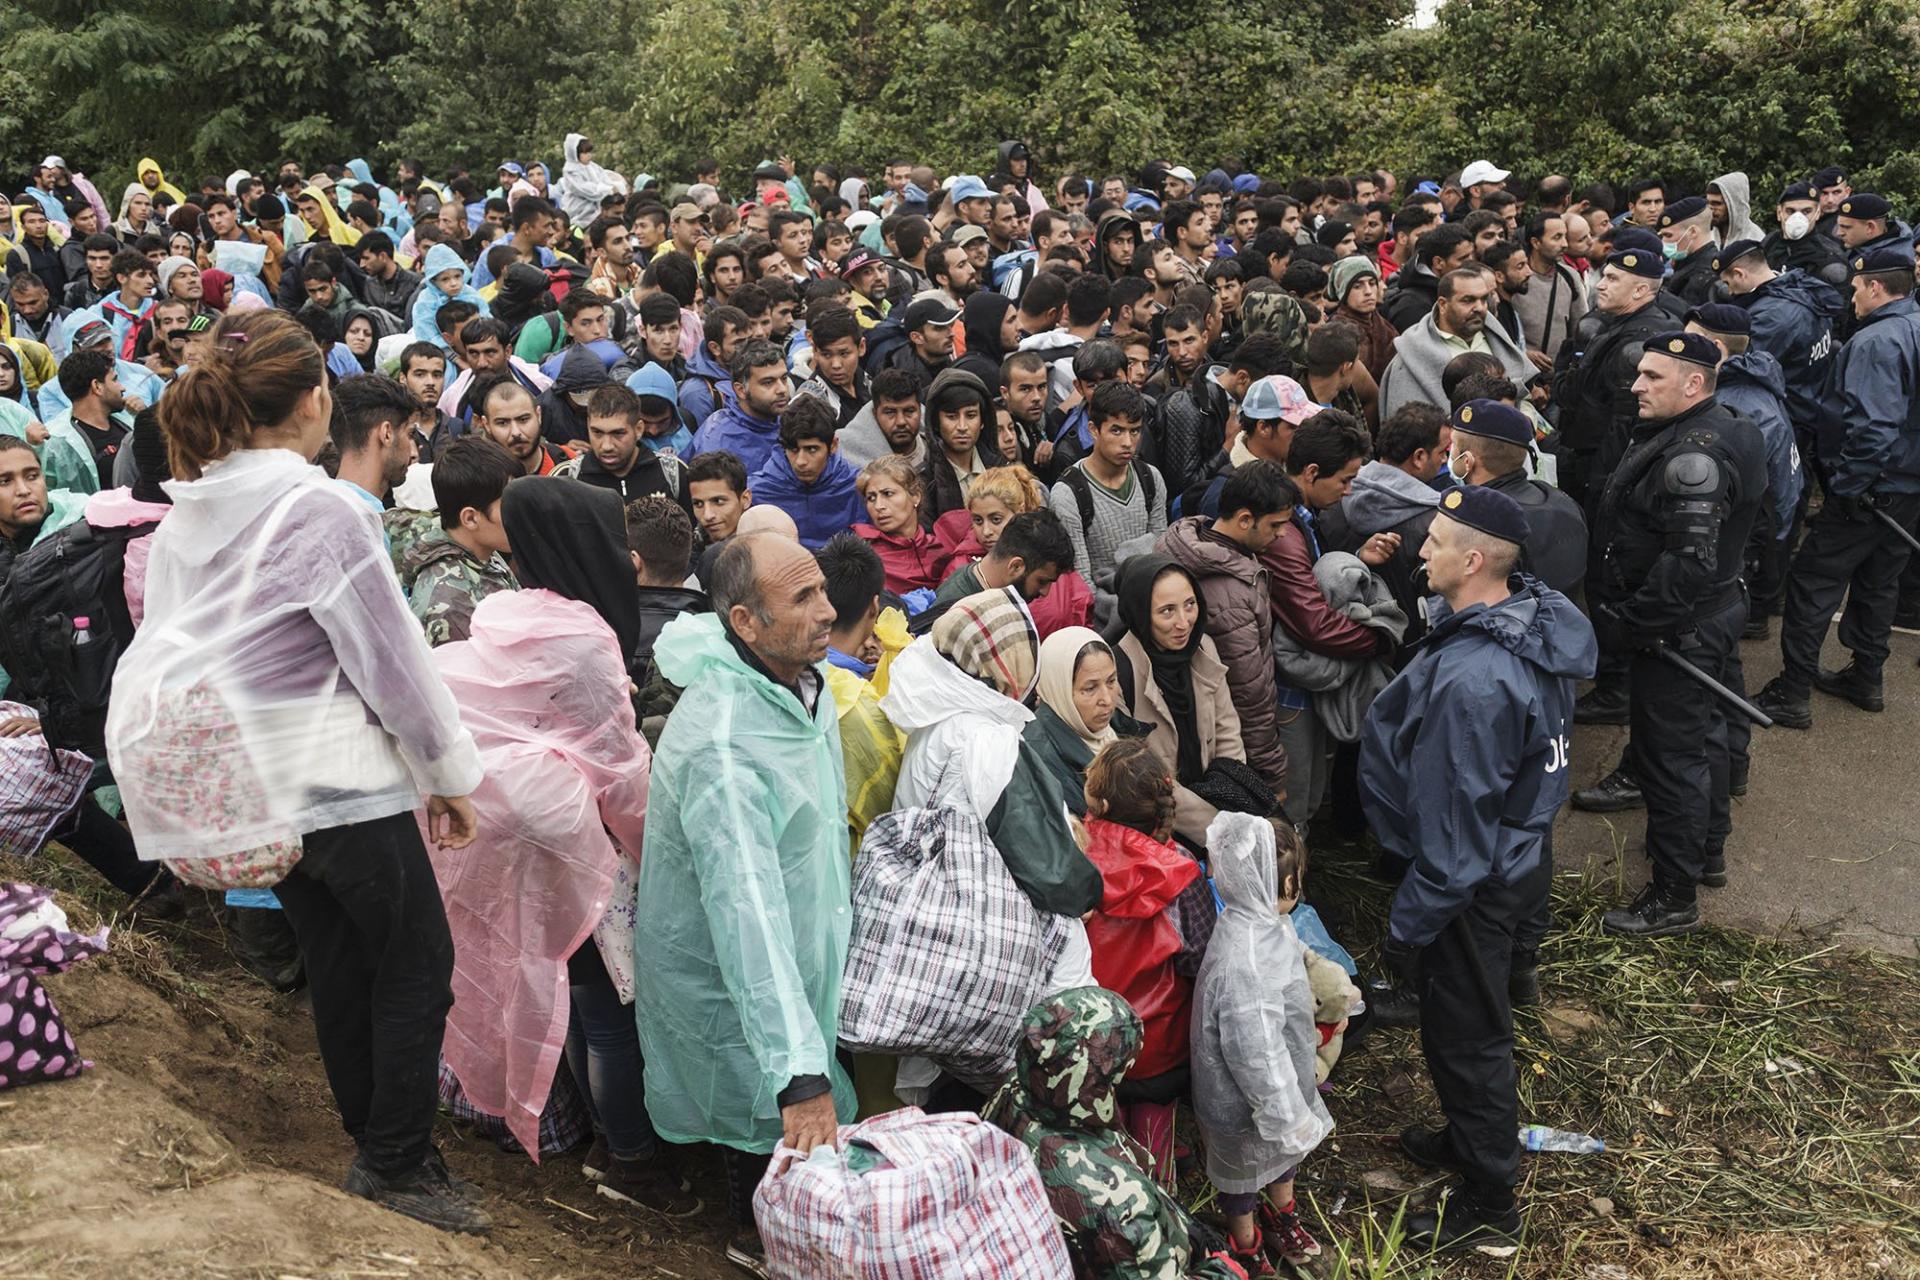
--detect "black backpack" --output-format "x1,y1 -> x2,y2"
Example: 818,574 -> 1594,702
0,518 -> 156,757
1057,461 -> 1159,534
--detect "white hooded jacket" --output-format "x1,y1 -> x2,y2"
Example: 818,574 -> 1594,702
556,132 -> 629,227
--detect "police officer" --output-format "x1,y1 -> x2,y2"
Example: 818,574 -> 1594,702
1592,332 -> 1766,937
1757,242 -> 1920,725
1656,196 -> 1718,307
1553,247 -> 1668,725
1360,486 -> 1596,1250
1760,182 -> 1849,287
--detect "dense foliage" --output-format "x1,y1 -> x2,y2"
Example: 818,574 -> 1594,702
6,0 -> 1920,211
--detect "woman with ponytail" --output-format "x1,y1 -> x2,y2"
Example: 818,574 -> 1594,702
105,309 -> 490,1234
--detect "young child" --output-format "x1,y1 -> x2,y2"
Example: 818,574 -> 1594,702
746,393 -> 863,549
1081,739 -> 1202,1180
1191,812 -> 1333,1275
411,242 -> 491,345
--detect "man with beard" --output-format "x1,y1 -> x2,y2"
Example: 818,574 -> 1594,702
330,375 -> 420,520
474,376 -> 572,475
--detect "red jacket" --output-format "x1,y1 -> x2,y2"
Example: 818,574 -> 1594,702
1082,818 -> 1200,1079
853,522 -> 943,595
930,510 -> 1095,639
1259,519 -> 1381,659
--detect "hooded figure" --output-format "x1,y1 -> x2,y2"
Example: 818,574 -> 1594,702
556,133 -> 629,227
919,367 -> 1005,521
411,242 -> 490,345
1708,172 -> 1765,248
747,445 -> 864,551
536,343 -> 613,446
1094,209 -> 1140,281
984,987 -> 1241,1280
1316,459 -> 1440,637
1328,255 -> 1399,381
953,292 -> 1015,390
995,140 -> 1051,217
490,261 -> 556,339
1189,812 -> 1334,1193
425,478 -> 647,1158
346,158 -> 404,229
298,184 -> 362,247
136,157 -> 186,205
115,182 -> 155,238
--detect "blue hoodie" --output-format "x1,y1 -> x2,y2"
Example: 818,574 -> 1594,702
678,343 -> 732,430
748,447 -> 864,550
1359,575 -> 1597,949
1715,349 -> 1801,539
411,243 -> 490,345
626,361 -> 695,458
689,383 -> 782,475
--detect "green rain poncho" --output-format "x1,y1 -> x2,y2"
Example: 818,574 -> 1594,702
634,611 -> 855,1152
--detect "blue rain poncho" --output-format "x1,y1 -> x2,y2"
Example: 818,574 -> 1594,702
633,611 -> 855,1152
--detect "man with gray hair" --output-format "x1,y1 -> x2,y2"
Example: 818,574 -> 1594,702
633,531 -> 849,1276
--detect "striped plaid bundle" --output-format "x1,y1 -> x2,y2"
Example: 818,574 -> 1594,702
838,805 -> 1066,1088
755,1108 -> 1070,1279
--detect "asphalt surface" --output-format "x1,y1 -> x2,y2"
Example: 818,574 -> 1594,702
1555,621 -> 1920,957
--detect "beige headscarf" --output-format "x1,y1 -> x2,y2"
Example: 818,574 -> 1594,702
1036,626 -> 1118,746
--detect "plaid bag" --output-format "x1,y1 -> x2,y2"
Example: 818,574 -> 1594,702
838,806 -> 1066,1089
754,1107 -> 1070,1279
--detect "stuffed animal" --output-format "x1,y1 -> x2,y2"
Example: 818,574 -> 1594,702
1303,949 -> 1361,1084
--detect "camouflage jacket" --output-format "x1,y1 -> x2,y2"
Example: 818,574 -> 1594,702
985,988 -> 1240,1280
402,532 -> 519,647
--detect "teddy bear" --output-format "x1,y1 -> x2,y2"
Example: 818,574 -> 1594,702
1303,948 -> 1361,1085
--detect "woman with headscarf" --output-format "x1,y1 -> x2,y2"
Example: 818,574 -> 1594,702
1023,626 -> 1129,814
425,477 -> 696,1213
1109,554 -> 1246,847
952,292 -> 1016,391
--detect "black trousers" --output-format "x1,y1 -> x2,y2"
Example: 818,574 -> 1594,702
275,810 -> 454,1178
1416,861 -> 1544,1211
1513,829 -> 1553,955
1779,493 -> 1920,686
1628,598 -> 1745,899
58,792 -> 162,897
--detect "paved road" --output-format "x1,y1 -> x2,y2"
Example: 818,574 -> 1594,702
1555,623 -> 1920,957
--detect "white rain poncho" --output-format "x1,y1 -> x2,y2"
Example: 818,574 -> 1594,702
106,448 -> 481,861
555,133 -> 629,227
1189,812 -> 1333,1192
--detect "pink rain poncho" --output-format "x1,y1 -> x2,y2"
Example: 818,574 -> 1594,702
425,588 -> 650,1159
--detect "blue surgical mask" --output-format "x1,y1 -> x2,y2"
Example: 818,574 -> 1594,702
1662,241 -> 1682,261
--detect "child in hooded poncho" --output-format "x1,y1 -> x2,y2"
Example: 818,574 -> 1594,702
412,243 -> 489,347
1190,812 -> 1334,1275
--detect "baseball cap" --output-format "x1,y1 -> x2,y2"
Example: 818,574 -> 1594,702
1168,165 -> 1197,186
69,319 -> 113,349
952,224 -> 989,247
498,161 -> 525,177
1241,375 -> 1318,426
839,248 -> 883,280
947,174 -> 993,205
670,202 -> 705,224
900,298 -> 960,331
40,155 -> 67,172
1459,160 -> 1511,187
846,209 -> 879,233
1437,485 -> 1529,546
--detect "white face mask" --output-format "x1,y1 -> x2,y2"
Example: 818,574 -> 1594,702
1783,211 -> 1812,241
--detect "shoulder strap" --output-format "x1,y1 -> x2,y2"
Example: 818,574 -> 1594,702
1060,465 -> 1095,533
1133,460 -> 1158,508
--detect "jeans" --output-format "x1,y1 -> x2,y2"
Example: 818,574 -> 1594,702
563,945 -> 658,1161
275,810 -> 453,1177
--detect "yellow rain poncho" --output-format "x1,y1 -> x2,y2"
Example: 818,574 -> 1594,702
136,157 -> 186,204
634,612 -> 855,1152
298,184 -> 362,247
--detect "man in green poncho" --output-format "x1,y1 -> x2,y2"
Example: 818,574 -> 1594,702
634,530 -> 851,1276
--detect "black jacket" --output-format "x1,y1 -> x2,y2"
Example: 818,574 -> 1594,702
1590,397 -> 1767,644
1662,250 -> 1719,308
1553,299 -> 1669,463
633,585 -> 710,682
1761,228 -> 1848,288
1485,469 -> 1589,600
1382,267 -> 1439,333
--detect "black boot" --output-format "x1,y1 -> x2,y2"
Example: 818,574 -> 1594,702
1571,766 -> 1642,813
1702,852 -> 1728,889
1364,976 -> 1421,1029
1405,1194 -> 1522,1252
1508,950 -> 1540,1006
1573,684 -> 1630,725
1728,762 -> 1749,797
1602,883 -> 1702,938
1741,613 -> 1773,641
1397,1123 -> 1473,1178
1811,661 -> 1885,713
225,904 -> 306,993
1754,677 -> 1812,730
344,1155 -> 492,1235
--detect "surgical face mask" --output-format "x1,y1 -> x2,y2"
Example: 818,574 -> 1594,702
1448,451 -> 1470,481
1783,211 -> 1811,241
1662,241 -> 1682,261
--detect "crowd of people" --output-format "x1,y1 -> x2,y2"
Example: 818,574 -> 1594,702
2,142 -> 1915,1277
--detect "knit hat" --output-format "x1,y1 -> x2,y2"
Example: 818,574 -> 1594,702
1328,254 -> 1381,304
156,255 -> 196,298
932,587 -> 1040,701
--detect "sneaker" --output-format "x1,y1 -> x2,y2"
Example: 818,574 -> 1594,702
1396,1122 -> 1473,1178
343,1156 -> 492,1235
423,1146 -> 482,1199
581,1136 -> 610,1182
1572,684 -> 1630,725
1259,1200 -> 1322,1265
596,1154 -> 703,1217
1601,884 -> 1702,938
1508,952 -> 1540,1007
1405,1195 -> 1521,1252
1754,677 -> 1812,730
1702,853 -> 1728,889
725,1226 -> 769,1277
1812,661 -> 1885,713
1570,766 -> 1642,813
1221,1227 -> 1277,1277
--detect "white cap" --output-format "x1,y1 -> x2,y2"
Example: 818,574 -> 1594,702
1168,165 -> 1197,185
40,155 -> 67,172
1459,160 -> 1510,188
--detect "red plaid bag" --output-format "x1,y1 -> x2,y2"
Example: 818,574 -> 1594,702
754,1108 -> 1070,1279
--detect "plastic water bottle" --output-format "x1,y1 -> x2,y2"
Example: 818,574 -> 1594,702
72,616 -> 94,647
1519,1124 -> 1605,1154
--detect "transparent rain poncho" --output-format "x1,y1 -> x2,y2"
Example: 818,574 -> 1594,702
106,449 -> 481,862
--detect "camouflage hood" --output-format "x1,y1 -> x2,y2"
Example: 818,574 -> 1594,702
1002,985 -> 1141,1131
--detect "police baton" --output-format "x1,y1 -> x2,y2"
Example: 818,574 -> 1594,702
1648,641 -> 1774,729
1871,507 -> 1920,557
